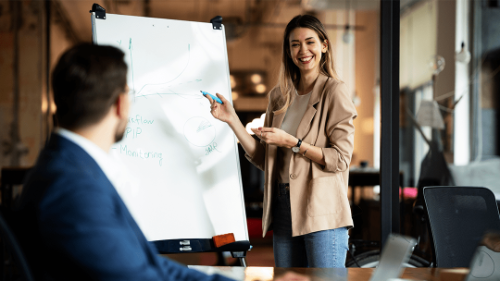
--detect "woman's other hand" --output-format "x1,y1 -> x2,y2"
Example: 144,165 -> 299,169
251,127 -> 297,148
205,93 -> 236,125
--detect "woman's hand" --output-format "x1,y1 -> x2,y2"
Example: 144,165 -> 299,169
251,127 -> 297,148
205,93 -> 236,125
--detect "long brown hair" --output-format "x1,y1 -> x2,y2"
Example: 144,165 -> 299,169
275,15 -> 340,115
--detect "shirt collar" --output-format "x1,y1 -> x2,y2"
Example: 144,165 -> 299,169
55,128 -> 122,188
55,128 -> 143,228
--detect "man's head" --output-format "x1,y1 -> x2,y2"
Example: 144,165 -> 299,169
52,43 -> 128,142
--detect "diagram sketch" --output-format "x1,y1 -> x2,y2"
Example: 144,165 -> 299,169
134,44 -> 191,99
183,117 -> 216,147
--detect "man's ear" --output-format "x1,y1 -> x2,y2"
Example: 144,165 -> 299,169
115,93 -> 129,120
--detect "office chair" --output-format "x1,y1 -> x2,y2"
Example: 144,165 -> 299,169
0,212 -> 34,281
423,186 -> 500,267
1,167 -> 31,212
0,167 -> 33,280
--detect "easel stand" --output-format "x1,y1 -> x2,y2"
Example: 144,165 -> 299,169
90,3 -> 252,267
153,239 -> 251,267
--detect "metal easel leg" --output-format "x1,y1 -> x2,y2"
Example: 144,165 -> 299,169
230,251 -> 248,267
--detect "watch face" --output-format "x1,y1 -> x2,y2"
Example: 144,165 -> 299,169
292,147 -> 300,153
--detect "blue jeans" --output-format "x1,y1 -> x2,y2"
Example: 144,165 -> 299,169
272,183 -> 349,268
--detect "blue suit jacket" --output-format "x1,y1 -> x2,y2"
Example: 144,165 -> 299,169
15,134 -> 232,281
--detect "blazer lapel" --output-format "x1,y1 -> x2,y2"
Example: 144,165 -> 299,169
296,74 -> 328,140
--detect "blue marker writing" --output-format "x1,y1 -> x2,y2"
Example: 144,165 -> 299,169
201,90 -> 223,104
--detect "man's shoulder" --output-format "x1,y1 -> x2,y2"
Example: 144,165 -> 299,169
21,135 -> 112,205
31,135 -> 101,180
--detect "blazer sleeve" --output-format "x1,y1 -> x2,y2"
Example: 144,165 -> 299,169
321,82 -> 357,173
38,176 -> 234,281
244,88 -> 277,171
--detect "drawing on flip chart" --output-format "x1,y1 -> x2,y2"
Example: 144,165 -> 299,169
124,38 -> 204,101
130,41 -> 193,99
183,117 -> 216,147
129,38 -> 136,94
145,82 -> 205,100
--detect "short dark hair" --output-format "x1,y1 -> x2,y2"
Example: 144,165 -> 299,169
52,43 -> 127,130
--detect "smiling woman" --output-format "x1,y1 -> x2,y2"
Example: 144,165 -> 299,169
288,28 -> 328,87
204,14 -> 357,269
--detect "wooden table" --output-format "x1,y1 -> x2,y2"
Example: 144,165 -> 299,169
188,266 -> 469,281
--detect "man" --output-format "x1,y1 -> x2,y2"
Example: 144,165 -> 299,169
14,43 -> 232,281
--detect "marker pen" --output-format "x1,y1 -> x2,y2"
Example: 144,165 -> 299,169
201,90 -> 223,104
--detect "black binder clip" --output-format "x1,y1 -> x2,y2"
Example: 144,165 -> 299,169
210,16 -> 223,30
90,3 -> 106,20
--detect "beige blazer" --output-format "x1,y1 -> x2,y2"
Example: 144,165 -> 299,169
245,74 -> 358,237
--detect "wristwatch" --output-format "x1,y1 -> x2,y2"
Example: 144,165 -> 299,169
292,138 -> 302,153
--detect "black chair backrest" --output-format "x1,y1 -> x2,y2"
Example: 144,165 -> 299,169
1,167 -> 31,211
423,186 -> 500,267
0,213 -> 34,281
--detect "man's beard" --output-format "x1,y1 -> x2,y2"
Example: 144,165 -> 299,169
114,119 -> 128,143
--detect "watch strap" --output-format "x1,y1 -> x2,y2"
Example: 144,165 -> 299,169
296,138 -> 302,148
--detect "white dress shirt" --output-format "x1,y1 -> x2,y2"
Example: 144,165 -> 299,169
55,128 -> 141,220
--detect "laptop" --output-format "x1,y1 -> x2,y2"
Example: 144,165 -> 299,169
369,234 -> 417,281
465,232 -> 500,281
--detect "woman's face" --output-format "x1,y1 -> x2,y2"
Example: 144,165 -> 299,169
288,27 -> 328,75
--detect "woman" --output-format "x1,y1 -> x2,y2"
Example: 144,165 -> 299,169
205,15 -> 357,268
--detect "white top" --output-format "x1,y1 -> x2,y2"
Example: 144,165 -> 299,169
55,128 -> 140,208
278,90 -> 312,184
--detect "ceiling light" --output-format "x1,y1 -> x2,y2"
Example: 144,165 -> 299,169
230,75 -> 236,89
342,0 -> 353,45
342,25 -> 353,44
250,74 -> 262,84
456,42 -> 471,64
352,91 -> 361,107
416,100 -> 444,129
255,84 -> 266,94
429,55 -> 446,75
232,91 -> 239,101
